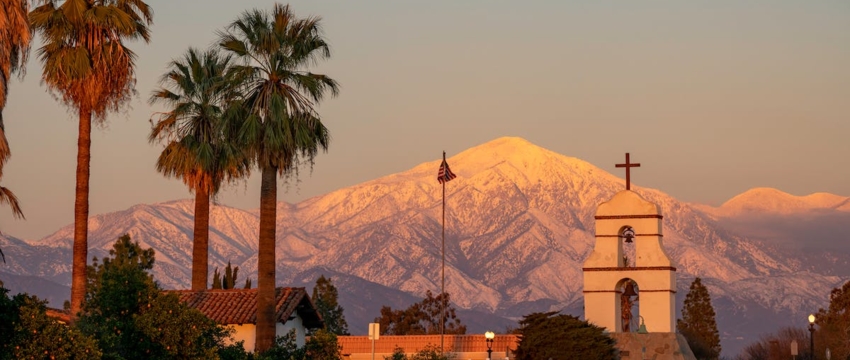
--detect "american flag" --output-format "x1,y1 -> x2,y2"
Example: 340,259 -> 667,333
437,157 -> 457,184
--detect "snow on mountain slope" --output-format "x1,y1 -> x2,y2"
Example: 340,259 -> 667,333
710,187 -> 849,216
5,136 -> 847,356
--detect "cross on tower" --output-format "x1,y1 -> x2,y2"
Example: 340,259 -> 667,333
615,153 -> 641,190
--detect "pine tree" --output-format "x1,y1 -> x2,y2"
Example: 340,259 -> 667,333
312,275 -> 349,335
813,280 -> 850,360
244,278 -> 252,289
677,277 -> 721,360
515,311 -> 617,360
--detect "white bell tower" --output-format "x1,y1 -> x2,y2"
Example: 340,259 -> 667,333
582,154 -> 677,333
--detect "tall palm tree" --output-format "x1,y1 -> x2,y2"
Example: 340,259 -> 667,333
149,48 -> 248,291
0,0 -> 30,261
0,0 -> 31,167
218,3 -> 338,352
30,0 -> 153,320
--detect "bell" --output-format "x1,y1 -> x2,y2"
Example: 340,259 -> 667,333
624,234 -> 634,243
622,282 -> 638,297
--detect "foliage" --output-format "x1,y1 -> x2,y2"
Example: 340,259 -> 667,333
0,287 -> 101,359
304,329 -> 342,360
217,2 -> 339,351
384,347 -> 407,360
30,0 -> 154,318
77,234 -> 160,358
256,329 -> 305,360
149,47 -> 248,291
814,280 -> 850,360
737,326 -> 809,360
312,274 -> 349,335
678,277 -> 722,360
135,293 -> 231,359
375,290 -> 466,335
409,344 -> 455,360
78,234 -> 229,359
213,261 -> 242,289
514,311 -> 617,360
0,0 -> 32,168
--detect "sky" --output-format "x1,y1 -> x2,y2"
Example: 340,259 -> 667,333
1,0 -> 848,240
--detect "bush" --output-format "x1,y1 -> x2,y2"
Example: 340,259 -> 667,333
0,288 -> 101,359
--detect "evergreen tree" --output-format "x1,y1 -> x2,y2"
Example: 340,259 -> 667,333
515,311 -> 617,360
813,280 -> 850,360
677,277 -> 721,360
244,278 -> 252,289
212,268 -> 222,289
312,275 -> 349,335
223,261 -> 239,289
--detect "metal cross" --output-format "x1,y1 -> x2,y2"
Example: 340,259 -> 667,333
616,153 -> 641,190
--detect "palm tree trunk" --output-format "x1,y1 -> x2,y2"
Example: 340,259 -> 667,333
69,106 -> 92,321
255,165 -> 277,353
191,186 -> 210,290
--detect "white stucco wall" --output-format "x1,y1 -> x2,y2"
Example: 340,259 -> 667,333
583,190 -> 677,333
222,313 -> 307,353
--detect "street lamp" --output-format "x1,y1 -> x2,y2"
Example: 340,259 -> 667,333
485,331 -> 495,360
809,314 -> 816,360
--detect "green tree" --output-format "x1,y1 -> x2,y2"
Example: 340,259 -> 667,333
303,329 -> 342,360
212,267 -> 223,289
0,287 -> 101,360
814,280 -> 850,360
375,291 -> 466,335
218,3 -> 338,352
78,234 -> 228,359
514,311 -> 617,360
678,277 -> 721,360
312,275 -> 349,335
149,47 -> 248,291
135,293 -> 230,359
212,261 -> 241,290
30,0 -> 154,320
409,344 -> 454,360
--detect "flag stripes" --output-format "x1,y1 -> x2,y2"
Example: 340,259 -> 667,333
437,158 -> 457,184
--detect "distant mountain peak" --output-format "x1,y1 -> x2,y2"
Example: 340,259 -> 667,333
717,187 -> 848,216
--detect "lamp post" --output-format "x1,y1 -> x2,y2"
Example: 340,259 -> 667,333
485,331 -> 495,360
809,314 -> 816,360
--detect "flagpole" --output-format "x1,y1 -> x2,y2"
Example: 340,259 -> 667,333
440,150 -> 446,353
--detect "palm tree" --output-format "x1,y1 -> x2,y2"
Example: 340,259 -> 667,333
218,3 -> 338,352
0,0 -> 31,167
30,0 -> 153,320
0,0 -> 30,261
149,48 -> 248,291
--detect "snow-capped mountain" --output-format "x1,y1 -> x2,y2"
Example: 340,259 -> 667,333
2,137 -> 847,356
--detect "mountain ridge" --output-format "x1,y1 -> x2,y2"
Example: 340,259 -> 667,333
3,136 -> 848,357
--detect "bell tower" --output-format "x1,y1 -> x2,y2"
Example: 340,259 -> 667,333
582,154 -> 677,333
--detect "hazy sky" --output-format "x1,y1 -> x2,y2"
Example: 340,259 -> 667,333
1,0 -> 848,240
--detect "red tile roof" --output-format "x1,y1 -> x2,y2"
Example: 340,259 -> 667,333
166,287 -> 323,328
45,308 -> 71,324
338,334 -> 519,354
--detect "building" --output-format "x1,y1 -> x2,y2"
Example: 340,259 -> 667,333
337,334 -> 519,360
169,287 -> 324,352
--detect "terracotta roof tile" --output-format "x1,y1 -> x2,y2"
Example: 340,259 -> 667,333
165,287 -> 323,328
